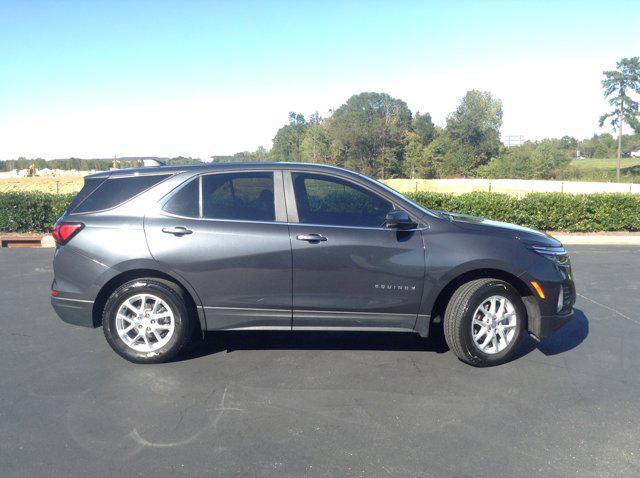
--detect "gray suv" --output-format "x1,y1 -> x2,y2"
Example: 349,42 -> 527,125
51,163 -> 575,366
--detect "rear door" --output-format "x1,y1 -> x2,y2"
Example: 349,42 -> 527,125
145,170 -> 292,330
286,171 -> 426,331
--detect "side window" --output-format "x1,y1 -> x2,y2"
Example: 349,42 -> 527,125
163,177 -> 199,218
202,172 -> 275,221
291,173 -> 392,227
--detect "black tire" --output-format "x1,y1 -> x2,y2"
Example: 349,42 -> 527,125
443,278 -> 526,367
102,279 -> 193,364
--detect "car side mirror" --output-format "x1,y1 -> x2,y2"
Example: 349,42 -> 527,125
385,210 -> 417,230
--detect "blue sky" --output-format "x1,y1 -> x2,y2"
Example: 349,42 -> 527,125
1,0 -> 639,159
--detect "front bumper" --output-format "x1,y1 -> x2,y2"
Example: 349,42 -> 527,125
51,296 -> 95,328
523,275 -> 576,339
528,307 -> 574,339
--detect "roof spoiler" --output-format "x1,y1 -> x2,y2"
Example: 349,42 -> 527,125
142,158 -> 166,167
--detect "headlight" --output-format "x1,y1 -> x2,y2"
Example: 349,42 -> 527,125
528,245 -> 571,266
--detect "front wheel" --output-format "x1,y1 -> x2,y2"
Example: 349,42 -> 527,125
102,279 -> 193,363
443,278 -> 526,367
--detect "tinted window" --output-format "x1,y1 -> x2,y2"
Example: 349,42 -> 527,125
67,177 -> 107,213
202,172 -> 275,221
163,178 -> 199,217
292,173 -> 392,227
73,174 -> 171,213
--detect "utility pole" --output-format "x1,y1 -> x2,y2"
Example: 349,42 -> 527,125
617,100 -> 623,181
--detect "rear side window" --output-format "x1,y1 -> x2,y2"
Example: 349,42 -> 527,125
163,178 -> 199,218
66,177 -> 107,213
202,172 -> 274,221
72,174 -> 171,213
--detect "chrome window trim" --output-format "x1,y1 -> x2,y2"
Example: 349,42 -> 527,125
289,222 -> 428,232
156,168 -> 428,230
157,210 -> 421,230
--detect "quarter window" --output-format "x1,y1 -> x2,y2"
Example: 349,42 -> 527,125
202,172 -> 275,221
163,177 -> 199,218
291,173 -> 392,227
73,174 -> 171,213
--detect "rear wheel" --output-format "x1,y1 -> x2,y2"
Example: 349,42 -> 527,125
443,278 -> 526,367
102,279 -> 193,363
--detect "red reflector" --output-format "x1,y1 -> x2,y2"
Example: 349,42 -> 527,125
52,222 -> 84,246
51,289 -> 59,296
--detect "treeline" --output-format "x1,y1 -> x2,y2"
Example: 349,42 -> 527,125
232,91 -> 640,180
0,156 -> 202,172
6,90 -> 640,180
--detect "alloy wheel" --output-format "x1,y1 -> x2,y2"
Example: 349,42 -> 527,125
470,295 -> 517,354
115,293 -> 175,352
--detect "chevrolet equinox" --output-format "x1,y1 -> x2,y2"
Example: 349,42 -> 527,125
51,163 -> 575,366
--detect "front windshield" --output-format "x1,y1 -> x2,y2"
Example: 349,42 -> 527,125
359,174 -> 439,218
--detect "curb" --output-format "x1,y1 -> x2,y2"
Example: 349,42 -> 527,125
41,234 -> 55,248
551,235 -> 640,245
0,234 -> 55,248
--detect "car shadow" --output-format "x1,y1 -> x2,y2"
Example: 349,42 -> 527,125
180,328 -> 449,361
179,308 -> 588,362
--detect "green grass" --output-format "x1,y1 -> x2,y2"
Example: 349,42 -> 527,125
570,157 -> 640,170
559,157 -> 640,183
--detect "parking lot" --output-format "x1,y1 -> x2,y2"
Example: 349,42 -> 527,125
1,246 -> 639,477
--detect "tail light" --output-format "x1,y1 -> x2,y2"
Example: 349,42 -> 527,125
52,222 -> 84,246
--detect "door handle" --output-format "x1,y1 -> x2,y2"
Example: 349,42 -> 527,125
162,226 -> 193,236
296,233 -> 327,242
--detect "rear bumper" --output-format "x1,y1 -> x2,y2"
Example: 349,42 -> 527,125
51,296 -> 95,328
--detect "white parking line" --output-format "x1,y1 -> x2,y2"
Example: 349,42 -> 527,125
577,293 -> 640,326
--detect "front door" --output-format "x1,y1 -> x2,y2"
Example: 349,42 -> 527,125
145,171 -> 292,330
286,172 -> 426,331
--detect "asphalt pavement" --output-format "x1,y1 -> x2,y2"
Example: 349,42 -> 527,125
0,246 -> 639,477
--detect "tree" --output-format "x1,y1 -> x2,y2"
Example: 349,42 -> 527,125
478,142 -> 570,180
412,112 -> 436,146
301,123 -> 332,164
271,112 -> 308,162
402,131 -> 435,178
328,92 -> 412,178
309,111 -> 322,125
599,57 -> 640,180
446,90 -> 503,161
559,135 -> 578,150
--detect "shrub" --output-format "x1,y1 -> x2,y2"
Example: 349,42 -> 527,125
1,190 -> 640,233
406,191 -> 640,232
0,192 -> 73,233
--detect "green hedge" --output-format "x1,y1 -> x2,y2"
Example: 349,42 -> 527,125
406,191 -> 640,232
1,190 -> 640,233
0,192 -> 74,233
